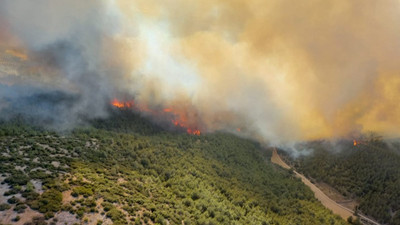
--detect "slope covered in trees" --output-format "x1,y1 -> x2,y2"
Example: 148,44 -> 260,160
0,111 -> 346,224
285,138 -> 400,225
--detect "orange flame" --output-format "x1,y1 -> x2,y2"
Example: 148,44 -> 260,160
111,99 -> 134,108
171,119 -> 201,136
111,98 -> 201,135
187,128 -> 201,135
163,108 -> 172,112
353,140 -> 357,146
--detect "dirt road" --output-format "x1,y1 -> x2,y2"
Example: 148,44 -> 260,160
270,149 -> 380,225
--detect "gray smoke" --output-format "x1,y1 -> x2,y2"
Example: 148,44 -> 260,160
0,0 -> 125,128
1,0 -> 400,149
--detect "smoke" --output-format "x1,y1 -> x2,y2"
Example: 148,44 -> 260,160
1,0 -> 400,145
0,0 -> 125,127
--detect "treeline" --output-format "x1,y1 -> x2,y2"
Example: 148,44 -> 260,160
285,138 -> 400,225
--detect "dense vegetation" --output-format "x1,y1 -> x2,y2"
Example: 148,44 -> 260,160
284,137 -> 400,225
0,111 -> 346,224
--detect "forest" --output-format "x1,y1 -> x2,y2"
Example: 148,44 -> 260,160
283,137 -> 400,225
0,110 -> 347,224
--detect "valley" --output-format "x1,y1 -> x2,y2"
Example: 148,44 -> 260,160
271,149 -> 380,225
279,139 -> 400,225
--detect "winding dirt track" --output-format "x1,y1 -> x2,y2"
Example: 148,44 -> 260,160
270,149 -> 380,225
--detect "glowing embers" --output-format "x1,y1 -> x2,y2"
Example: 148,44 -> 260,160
111,99 -> 134,108
171,119 -> 201,135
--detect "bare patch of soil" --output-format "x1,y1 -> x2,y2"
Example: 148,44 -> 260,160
31,179 -> 44,194
0,207 -> 42,225
62,190 -> 76,204
0,178 -> 11,204
316,182 -> 358,210
54,211 -> 80,225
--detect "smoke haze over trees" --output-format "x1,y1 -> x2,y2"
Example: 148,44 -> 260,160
1,0 -> 400,145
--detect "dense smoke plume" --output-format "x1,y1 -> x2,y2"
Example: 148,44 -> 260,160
1,0 -> 400,144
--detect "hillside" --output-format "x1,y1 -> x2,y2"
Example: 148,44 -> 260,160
0,111 -> 346,225
283,139 -> 400,225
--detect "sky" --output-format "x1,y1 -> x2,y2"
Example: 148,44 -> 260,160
1,0 -> 400,145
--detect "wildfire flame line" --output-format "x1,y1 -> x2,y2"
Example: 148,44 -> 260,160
111,99 -> 134,108
111,98 -> 201,135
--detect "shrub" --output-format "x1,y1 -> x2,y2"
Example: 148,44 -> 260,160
37,189 -> 62,213
14,203 -> 27,213
4,189 -> 18,196
72,186 -> 93,198
0,203 -> 11,211
191,192 -> 200,201
76,208 -> 85,218
26,181 -> 35,192
28,216 -> 47,225
7,196 -> 20,204
106,208 -> 126,223
101,202 -> 114,212
45,211 -> 55,219
13,215 -> 21,222
4,173 -> 29,185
